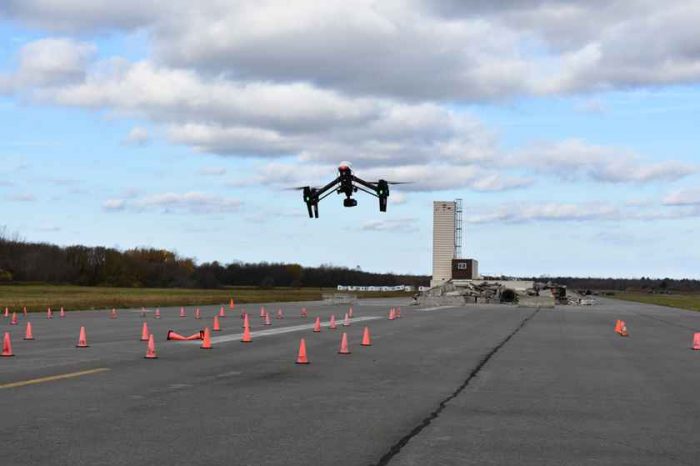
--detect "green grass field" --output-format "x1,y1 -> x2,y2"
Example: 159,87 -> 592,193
611,291 -> 700,312
0,284 -> 410,312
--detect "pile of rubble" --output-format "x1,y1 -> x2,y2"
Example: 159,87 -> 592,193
417,280 -> 515,306
416,279 -> 594,307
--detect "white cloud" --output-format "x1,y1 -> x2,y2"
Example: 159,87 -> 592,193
241,162 -> 531,193
5,1 -> 700,98
6,193 -> 36,202
361,217 -> 419,232
389,192 -> 407,205
574,97 -> 607,114
0,0 -> 159,32
512,139 -> 696,183
123,126 -> 150,146
467,200 -> 700,224
0,3 -> 696,197
36,224 -> 61,232
102,199 -> 126,211
104,192 -> 242,214
197,166 -> 227,176
663,188 -> 700,206
468,202 -> 621,224
360,164 -> 533,192
1,38 -> 95,89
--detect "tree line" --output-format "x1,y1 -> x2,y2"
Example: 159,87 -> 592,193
0,234 -> 429,289
2,232 -> 697,291
523,276 -> 700,293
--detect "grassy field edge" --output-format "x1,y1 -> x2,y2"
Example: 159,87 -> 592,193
610,292 -> 700,312
0,285 -> 411,312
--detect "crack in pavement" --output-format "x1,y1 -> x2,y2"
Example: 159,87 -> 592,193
371,308 -> 541,466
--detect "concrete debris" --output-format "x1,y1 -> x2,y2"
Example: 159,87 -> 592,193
416,279 -> 595,307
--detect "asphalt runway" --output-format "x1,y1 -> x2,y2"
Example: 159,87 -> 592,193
1,297 -> 699,465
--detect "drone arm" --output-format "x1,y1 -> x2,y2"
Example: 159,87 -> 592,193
316,177 -> 342,197
351,175 -> 379,192
353,175 -> 389,213
354,185 -> 379,198
318,189 -> 337,201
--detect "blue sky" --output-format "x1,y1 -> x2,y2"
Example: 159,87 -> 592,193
1,1 -> 699,278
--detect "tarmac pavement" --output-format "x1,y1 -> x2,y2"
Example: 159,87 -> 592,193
0,297 -> 699,465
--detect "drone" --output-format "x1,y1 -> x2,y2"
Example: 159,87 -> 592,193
292,162 -> 407,218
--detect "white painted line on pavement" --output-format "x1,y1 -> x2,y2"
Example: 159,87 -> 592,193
209,316 -> 383,344
415,306 -> 461,312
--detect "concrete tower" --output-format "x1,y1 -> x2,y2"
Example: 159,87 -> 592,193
431,201 -> 456,287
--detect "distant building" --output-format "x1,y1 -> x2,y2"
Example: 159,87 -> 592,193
452,259 -> 479,280
431,199 -> 479,287
432,201 -> 457,287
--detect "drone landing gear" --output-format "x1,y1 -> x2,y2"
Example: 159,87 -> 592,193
306,202 -> 319,218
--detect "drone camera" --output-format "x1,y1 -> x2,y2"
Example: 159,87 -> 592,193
343,198 -> 358,207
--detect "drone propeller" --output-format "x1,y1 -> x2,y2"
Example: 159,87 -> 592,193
367,180 -> 412,185
284,186 -> 322,191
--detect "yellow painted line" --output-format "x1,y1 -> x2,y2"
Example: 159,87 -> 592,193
0,368 -> 110,390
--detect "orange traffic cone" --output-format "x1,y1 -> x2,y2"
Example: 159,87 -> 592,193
195,308 -> 201,319
300,308 -> 308,318
22,306 -> 27,317
59,307 -> 65,318
619,321 -> 629,337
10,312 -> 18,325
110,308 -> 117,319
692,333 -> 700,350
47,308 -> 53,319
276,309 -> 284,319
343,313 -> 350,327
361,326 -> 371,346
218,306 -> 226,318
145,334 -> 157,359
24,321 -> 34,340
166,330 -> 203,341
242,313 -> 250,329
296,338 -> 309,364
313,316 -> 321,333
338,332 -> 351,354
260,306 -> 266,318
329,314 -> 337,330
1,332 -> 14,357
140,322 -> 150,341
213,315 -> 221,331
76,326 -> 89,348
200,327 -> 212,349
3,307 -> 8,318
348,307 -> 353,318
389,308 -> 396,320
264,313 -> 272,326
396,307 -> 402,318
241,325 -> 252,343
179,307 -> 186,318
167,330 -> 186,341
155,308 -> 161,319
230,298 -> 235,310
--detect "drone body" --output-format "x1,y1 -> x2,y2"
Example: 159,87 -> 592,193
297,162 -> 400,218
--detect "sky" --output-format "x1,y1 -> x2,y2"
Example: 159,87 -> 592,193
0,1 -> 699,279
